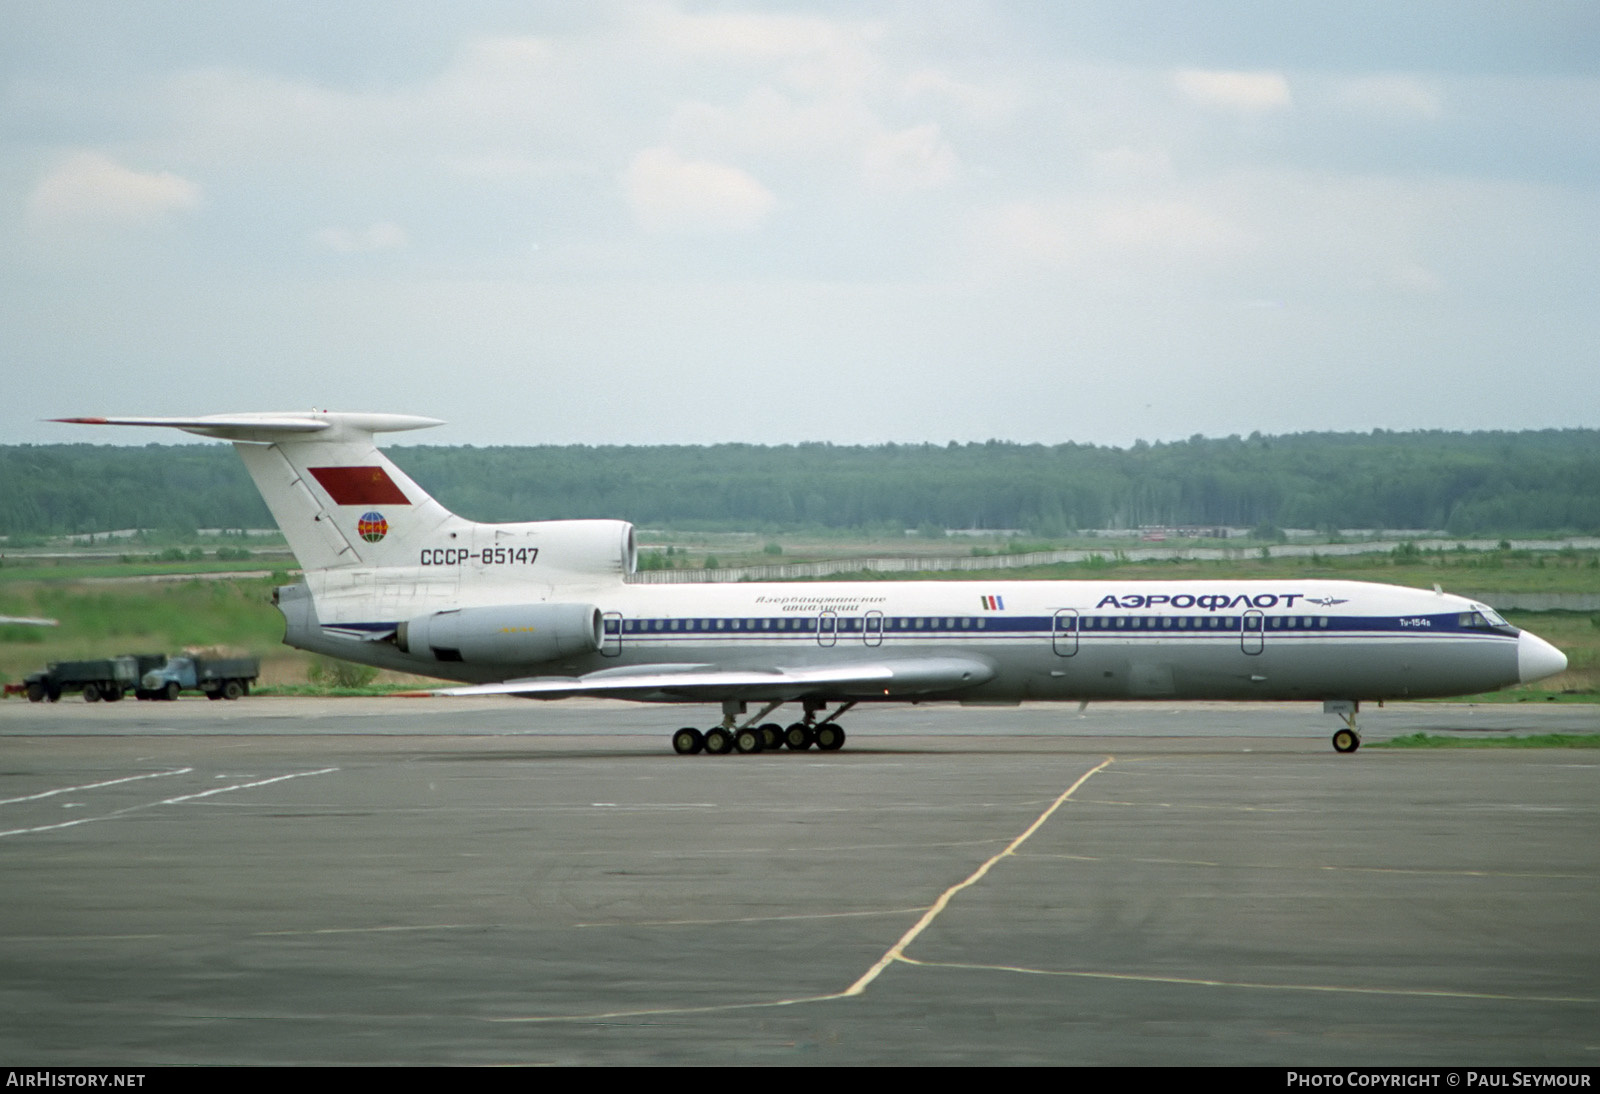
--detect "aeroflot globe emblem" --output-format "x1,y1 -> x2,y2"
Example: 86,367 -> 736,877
357,511 -> 389,543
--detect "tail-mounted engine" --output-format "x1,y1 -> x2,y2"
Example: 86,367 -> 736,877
395,603 -> 603,664
505,519 -> 637,578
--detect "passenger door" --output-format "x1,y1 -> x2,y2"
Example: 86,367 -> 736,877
1052,609 -> 1079,656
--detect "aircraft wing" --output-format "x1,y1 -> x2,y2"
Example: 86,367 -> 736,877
434,657 -> 995,702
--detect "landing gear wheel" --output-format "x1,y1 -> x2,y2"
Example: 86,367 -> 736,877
759,723 -> 783,751
814,724 -> 846,751
672,727 -> 705,755
734,726 -> 765,754
1332,728 -> 1361,754
784,722 -> 813,750
704,727 -> 732,755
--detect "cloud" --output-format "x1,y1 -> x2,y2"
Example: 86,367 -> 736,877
1089,146 -> 1173,182
645,7 -> 975,193
981,196 -> 1243,272
645,5 -> 882,81
311,222 -> 409,254
28,151 -> 201,224
1174,69 -> 1292,113
862,123 -> 958,191
663,84 -> 961,193
622,147 -> 776,234
1336,75 -> 1443,121
159,34 -> 594,169
1387,261 -> 1441,294
901,68 -> 1020,125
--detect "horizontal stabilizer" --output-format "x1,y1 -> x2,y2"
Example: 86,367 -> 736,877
53,412 -> 443,444
436,656 -> 995,701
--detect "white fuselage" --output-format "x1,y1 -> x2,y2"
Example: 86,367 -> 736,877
282,569 -> 1550,704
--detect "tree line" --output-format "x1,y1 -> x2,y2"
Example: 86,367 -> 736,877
2,429 -> 1596,538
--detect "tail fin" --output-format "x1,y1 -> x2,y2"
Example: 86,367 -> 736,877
55,412 -> 453,571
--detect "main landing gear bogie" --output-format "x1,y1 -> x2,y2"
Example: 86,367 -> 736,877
671,701 -> 855,756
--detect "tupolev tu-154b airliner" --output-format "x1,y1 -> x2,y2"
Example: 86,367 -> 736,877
59,412 -> 1569,755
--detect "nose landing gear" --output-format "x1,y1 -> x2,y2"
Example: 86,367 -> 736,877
1326,700 -> 1362,754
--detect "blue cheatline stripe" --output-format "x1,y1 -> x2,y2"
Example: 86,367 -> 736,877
335,611 -> 1514,642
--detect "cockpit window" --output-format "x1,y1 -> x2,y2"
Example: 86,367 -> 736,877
1460,608 -> 1518,635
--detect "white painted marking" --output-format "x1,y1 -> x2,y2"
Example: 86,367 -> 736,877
0,768 -> 193,806
575,907 -> 926,929
0,768 -> 339,838
155,768 -> 340,806
896,956 -> 1596,1005
667,837 -> 1005,857
253,924 -> 477,937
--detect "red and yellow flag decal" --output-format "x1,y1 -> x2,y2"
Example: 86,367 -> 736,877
308,466 -> 410,506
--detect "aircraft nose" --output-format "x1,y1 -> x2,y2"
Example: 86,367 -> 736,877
1517,631 -> 1568,684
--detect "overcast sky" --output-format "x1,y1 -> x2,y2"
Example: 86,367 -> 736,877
2,1 -> 1596,448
